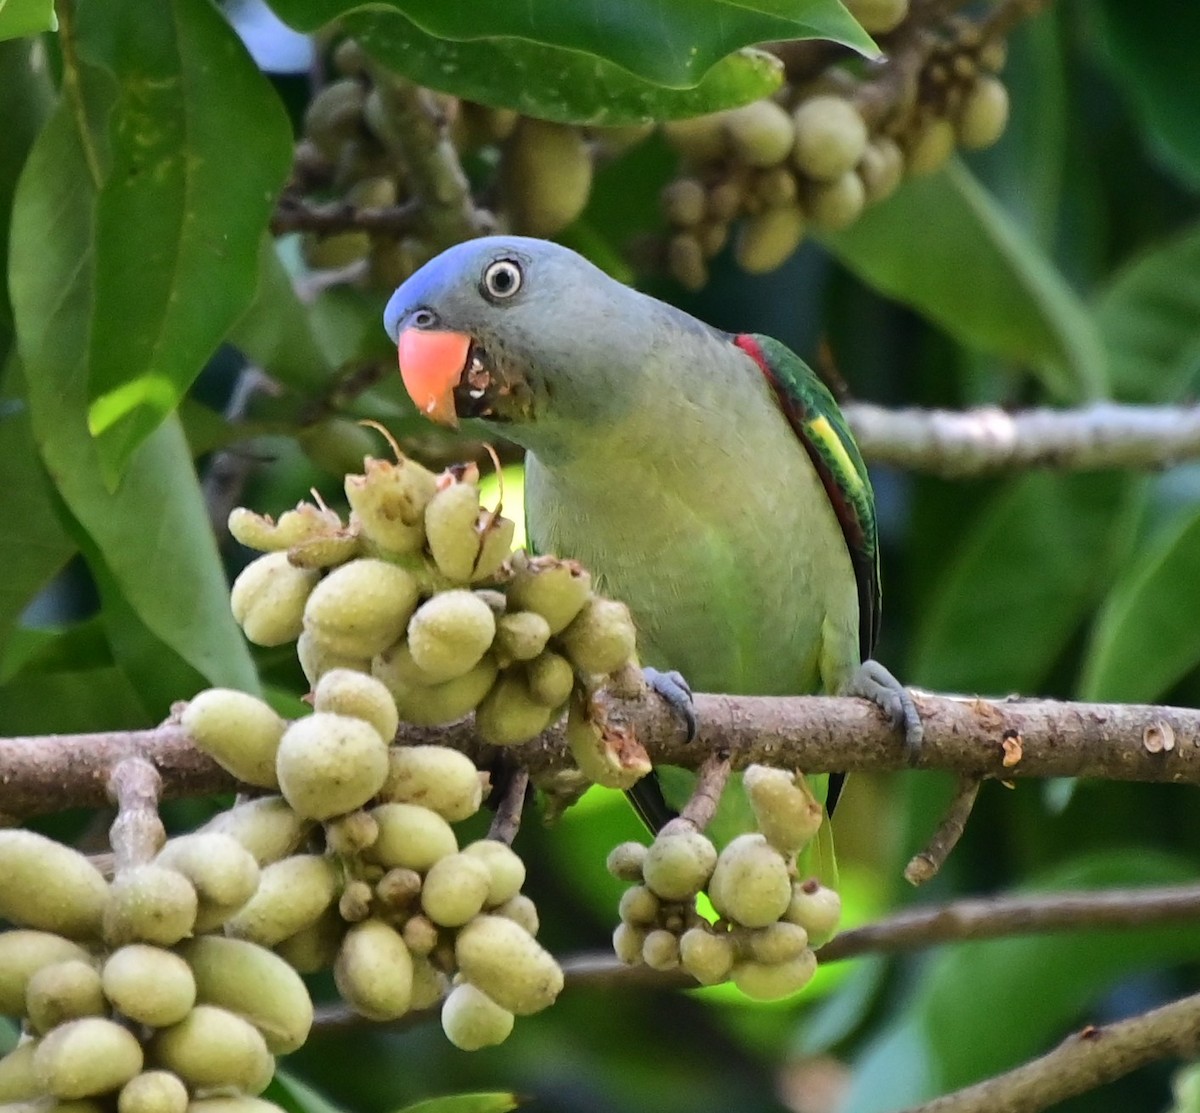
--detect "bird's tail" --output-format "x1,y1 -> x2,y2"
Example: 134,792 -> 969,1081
625,772 -> 678,832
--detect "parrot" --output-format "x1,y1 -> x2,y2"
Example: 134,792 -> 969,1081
382,235 -> 920,856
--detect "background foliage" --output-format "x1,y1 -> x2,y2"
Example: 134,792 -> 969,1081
2,0 -> 1200,1110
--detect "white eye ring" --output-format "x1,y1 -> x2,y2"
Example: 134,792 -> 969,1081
482,259 -> 523,300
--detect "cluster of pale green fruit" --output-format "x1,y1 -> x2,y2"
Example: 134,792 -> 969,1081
609,767 -> 841,998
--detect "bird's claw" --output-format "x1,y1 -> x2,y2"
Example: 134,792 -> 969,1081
846,659 -> 923,763
643,667 -> 696,743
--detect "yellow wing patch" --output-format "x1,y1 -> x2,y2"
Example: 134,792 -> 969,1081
805,416 -> 866,499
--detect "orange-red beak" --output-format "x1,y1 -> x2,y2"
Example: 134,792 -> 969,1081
397,328 -> 473,427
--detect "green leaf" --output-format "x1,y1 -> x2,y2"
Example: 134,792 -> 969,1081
270,0 -> 874,90
911,473 -> 1134,693
823,162 -> 1106,401
1078,504 -> 1200,703
349,11 -> 783,125
0,366 -> 76,658
0,0 -> 56,40
75,0 -> 292,481
0,666 -> 149,734
9,89 -> 259,695
393,1095 -> 521,1113
1090,0 -> 1200,188
1094,219 -> 1200,401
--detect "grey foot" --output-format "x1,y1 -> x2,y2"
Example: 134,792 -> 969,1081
643,667 -> 696,743
845,659 -> 923,763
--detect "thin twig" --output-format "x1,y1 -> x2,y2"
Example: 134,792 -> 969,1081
270,195 -> 422,236
106,757 -> 164,873
899,988 -> 1200,1113
487,767 -> 530,845
904,776 -> 982,885
845,402 -> 1200,477
664,754 -> 733,834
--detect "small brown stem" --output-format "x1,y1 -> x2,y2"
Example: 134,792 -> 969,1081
487,767 -> 530,846
904,775 -> 982,885
270,195 -> 422,235
106,757 -> 165,873
663,753 -> 732,835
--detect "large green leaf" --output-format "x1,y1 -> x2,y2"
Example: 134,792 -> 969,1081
1078,504 -> 1200,703
349,12 -> 782,124
269,0 -> 874,90
823,162 -> 1106,401
1094,219 -> 1200,401
394,1097 -> 520,1113
1090,0 -> 1200,188
9,82 -> 259,694
73,0 -> 292,481
0,0 -> 56,40
911,473 -> 1134,694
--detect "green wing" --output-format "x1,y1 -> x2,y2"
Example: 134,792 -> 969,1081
733,333 -> 881,663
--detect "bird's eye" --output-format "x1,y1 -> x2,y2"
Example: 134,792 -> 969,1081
481,259 -> 523,301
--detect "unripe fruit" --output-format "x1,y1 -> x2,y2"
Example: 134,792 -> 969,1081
783,880 -> 842,945
101,946 -> 195,1028
746,921 -> 809,964
34,1017 -> 144,1098
303,559 -> 421,658
303,231 -> 371,271
493,610 -> 551,665
182,689 -> 285,789
273,909 -> 346,975
303,79 -> 365,161
605,842 -> 647,882
462,840 -> 526,907
26,960 -> 106,1033
743,765 -> 824,855
662,114 -> 727,162
558,597 -> 637,675
708,834 -> 792,927
376,867 -> 423,913
368,803 -> 458,871
612,922 -> 645,965
401,914 -> 439,957
735,205 -> 806,273
731,950 -> 817,1000
661,178 -> 707,227
905,117 -> 956,176
565,690 -> 653,790
102,864 -> 198,948
807,170 -> 866,231
224,855 -> 339,947
420,853 -> 491,927
754,165 -> 799,208
641,929 -> 680,971
179,937 -> 313,1054
0,830 -> 109,939
455,916 -> 563,1015
275,712 -> 389,820
345,456 -> 438,555
473,672 -> 554,747
679,927 -> 735,986
334,919 -> 413,1021
500,119 -> 593,237
381,745 -> 483,822
406,591 -> 496,682
792,96 -> 868,182
618,886 -> 660,926
227,504 -> 341,554
471,515 -> 516,582
374,652 -> 498,726
844,0 -> 908,33
296,630 -> 370,688
325,811 -> 379,858
525,650 -> 575,708
724,100 -> 795,168
441,983 -> 514,1050
312,669 -> 399,745
642,831 -> 718,900
667,231 -> 707,291
118,1071 -> 188,1113
858,137 -> 904,204
492,894 -> 539,937
199,797 -> 312,867
230,553 -> 318,647
0,1039 -> 43,1101
506,555 -> 591,634
338,880 -> 373,923
155,835 -> 259,927
0,931 -> 91,1014
188,1100 -> 289,1113
410,957 -> 448,1011
957,75 -> 1009,150
151,1006 -> 274,1095
424,483 -> 482,582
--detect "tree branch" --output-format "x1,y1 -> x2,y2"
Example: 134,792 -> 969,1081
845,402 -> 1200,476
3,690 -> 1199,817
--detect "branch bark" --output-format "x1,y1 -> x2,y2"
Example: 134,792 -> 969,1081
2,689 -> 1199,817
845,402 -> 1200,476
